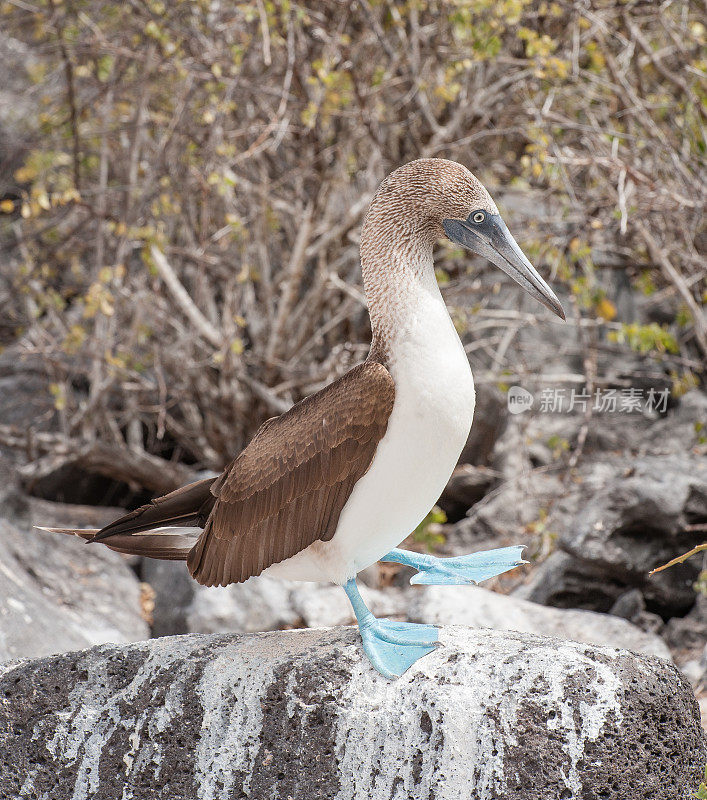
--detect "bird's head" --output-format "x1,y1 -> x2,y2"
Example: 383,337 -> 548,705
364,158 -> 565,319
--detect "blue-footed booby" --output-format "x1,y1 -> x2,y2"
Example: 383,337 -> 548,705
40,159 -> 564,678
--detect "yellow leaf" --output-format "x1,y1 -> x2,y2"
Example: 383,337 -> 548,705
596,298 -> 617,321
14,166 -> 36,183
63,324 -> 86,354
105,350 -> 127,368
61,188 -> 81,204
48,382 -> 66,411
0,199 -> 14,213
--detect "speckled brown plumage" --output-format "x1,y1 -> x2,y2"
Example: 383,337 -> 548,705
186,361 -> 394,586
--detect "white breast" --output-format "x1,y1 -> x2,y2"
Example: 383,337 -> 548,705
264,285 -> 475,585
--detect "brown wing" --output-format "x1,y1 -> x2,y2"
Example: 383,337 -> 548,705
186,361 -> 395,587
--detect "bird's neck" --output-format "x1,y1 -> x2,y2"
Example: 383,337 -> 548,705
360,224 -> 453,367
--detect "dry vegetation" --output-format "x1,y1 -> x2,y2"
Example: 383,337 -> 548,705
0,0 -> 704,492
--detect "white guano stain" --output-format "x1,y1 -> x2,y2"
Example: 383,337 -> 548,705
44,639 -> 190,800
14,626 -> 656,800
192,645 -> 272,800
333,627 -> 625,800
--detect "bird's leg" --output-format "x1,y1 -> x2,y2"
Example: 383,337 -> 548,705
380,545 -> 527,585
342,578 -> 438,679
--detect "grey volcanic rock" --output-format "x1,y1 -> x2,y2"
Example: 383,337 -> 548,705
640,389 -> 707,456
185,575 -> 302,633
480,451 -> 707,617
558,454 -> 707,616
411,585 -> 671,660
0,461 -> 149,660
0,628 -> 703,800
0,516 -> 150,661
141,559 -> 203,637
145,561 -> 408,636
438,464 -> 497,522
518,550 -> 642,613
458,383 -> 508,466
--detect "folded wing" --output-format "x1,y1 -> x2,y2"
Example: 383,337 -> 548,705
187,361 -> 395,586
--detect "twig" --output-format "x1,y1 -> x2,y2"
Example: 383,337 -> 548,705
255,0 -> 272,66
266,202 -> 314,364
636,221 -> 707,358
150,245 -> 224,349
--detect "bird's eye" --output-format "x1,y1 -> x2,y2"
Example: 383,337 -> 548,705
472,211 -> 485,224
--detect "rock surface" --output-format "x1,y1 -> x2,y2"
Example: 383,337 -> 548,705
0,627 -> 703,800
144,560 -> 408,636
515,454 -> 707,617
0,519 -> 150,662
0,461 -> 149,660
411,585 -> 672,660
143,561 -> 669,662
557,454 -> 707,615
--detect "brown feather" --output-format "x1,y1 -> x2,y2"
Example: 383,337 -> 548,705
187,361 -> 395,586
35,526 -> 196,560
90,477 -> 217,541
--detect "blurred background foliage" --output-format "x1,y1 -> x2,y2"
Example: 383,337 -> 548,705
0,0 -> 704,493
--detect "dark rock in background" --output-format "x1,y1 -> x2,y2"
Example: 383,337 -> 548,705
141,560 -> 198,638
664,595 -> 707,661
609,588 -> 664,636
640,390 -> 707,456
449,469 -> 573,553
558,454 -> 706,616
459,383 -> 508,466
517,551 -> 627,611
438,464 -> 497,522
512,453 -> 706,618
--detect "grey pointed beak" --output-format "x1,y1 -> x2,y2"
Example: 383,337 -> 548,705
443,213 -> 565,320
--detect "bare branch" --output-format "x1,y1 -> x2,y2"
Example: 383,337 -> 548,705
150,245 -> 224,350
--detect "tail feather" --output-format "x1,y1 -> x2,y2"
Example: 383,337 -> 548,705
35,476 -> 217,562
36,525 -> 198,560
95,528 -> 199,560
90,477 -> 216,541
35,526 -> 98,541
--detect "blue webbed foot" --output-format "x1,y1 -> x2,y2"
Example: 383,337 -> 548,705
381,545 -> 527,586
359,618 -> 438,679
343,579 -> 437,679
